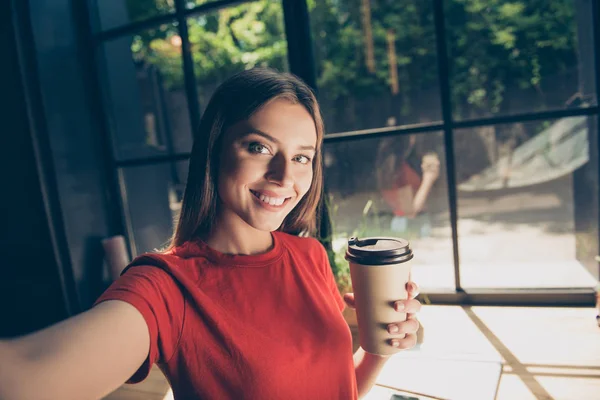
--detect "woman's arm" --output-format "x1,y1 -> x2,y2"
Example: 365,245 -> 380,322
352,328 -> 418,398
0,300 -> 150,400
353,349 -> 389,398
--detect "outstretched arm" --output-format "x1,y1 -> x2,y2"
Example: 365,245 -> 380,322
0,300 -> 150,400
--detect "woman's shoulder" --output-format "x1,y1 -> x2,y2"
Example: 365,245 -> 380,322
129,250 -> 185,268
121,244 -> 208,280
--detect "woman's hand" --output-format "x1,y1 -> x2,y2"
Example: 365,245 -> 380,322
343,281 -> 421,350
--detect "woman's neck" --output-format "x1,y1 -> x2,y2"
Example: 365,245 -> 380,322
204,210 -> 274,256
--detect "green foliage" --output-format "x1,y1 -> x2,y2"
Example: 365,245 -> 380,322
130,1 -> 287,90
445,0 -> 577,116
127,0 -> 579,117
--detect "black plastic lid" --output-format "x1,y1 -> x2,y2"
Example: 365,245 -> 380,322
345,236 -> 413,265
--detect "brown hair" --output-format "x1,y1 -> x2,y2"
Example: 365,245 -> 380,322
168,68 -> 325,249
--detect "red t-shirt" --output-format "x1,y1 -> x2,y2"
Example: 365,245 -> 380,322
95,231 -> 357,399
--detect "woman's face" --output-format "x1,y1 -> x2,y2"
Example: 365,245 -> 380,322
216,98 -> 318,232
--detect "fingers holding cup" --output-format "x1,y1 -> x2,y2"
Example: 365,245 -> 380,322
346,236 -> 414,355
389,334 -> 418,350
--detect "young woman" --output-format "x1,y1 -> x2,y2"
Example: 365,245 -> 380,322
0,68 -> 421,400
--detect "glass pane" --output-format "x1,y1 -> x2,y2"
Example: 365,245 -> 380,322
309,0 -> 441,133
101,23 -> 194,160
185,0 -> 219,9
324,132 -> 455,291
92,0 -> 175,32
121,160 -> 189,255
455,116 -> 598,288
445,0 -> 597,120
187,1 -> 288,113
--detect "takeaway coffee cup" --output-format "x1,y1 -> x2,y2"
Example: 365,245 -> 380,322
345,236 -> 414,355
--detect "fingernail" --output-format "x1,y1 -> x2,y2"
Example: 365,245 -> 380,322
395,302 -> 405,311
388,325 -> 399,333
391,340 -> 400,347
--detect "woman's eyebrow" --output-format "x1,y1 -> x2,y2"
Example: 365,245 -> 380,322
298,144 -> 316,152
245,129 -> 278,144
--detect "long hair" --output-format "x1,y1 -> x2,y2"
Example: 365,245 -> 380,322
168,68 -> 325,249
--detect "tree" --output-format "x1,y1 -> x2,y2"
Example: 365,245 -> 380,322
445,0 -> 577,118
124,0 -> 580,123
308,0 -> 578,126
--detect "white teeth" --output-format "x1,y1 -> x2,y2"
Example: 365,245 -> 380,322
253,191 -> 286,206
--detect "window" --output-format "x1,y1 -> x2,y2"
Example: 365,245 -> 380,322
318,0 -> 599,294
455,116 -> 598,288
309,0 -> 441,133
445,0 -> 596,119
91,0 -> 175,32
188,1 -> 288,113
100,22 -> 194,160
325,132 -> 455,289
90,0 -> 600,302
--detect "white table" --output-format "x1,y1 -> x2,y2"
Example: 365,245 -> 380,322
364,305 -> 504,400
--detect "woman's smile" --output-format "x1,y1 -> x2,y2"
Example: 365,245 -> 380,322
250,189 -> 293,210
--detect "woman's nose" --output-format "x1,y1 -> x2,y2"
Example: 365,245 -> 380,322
266,154 -> 294,187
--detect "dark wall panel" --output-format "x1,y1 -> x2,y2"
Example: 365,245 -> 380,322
0,0 -> 68,336
26,0 -> 121,308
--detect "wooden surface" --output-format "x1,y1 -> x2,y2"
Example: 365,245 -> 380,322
104,305 -> 600,400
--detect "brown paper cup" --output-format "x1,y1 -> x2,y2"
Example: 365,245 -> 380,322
346,237 -> 413,356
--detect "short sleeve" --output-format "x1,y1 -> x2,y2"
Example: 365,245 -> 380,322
314,240 -> 346,313
93,264 -> 184,383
